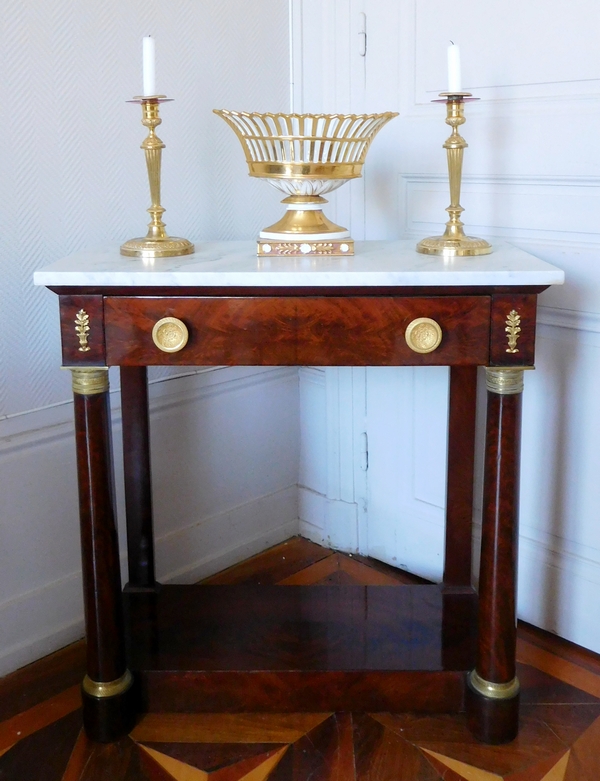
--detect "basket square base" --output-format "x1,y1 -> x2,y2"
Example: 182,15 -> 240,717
257,239 -> 355,257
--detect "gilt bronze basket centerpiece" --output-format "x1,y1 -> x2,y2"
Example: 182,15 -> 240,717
214,110 -> 397,257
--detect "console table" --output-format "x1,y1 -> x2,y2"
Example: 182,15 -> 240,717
34,240 -> 564,745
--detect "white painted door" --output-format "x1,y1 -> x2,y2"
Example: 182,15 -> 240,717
365,366 -> 449,581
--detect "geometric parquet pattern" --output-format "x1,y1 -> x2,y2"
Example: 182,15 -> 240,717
1,538 -> 600,780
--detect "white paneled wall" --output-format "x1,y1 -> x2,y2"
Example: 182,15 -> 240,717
0,0 -> 295,676
294,0 -> 600,653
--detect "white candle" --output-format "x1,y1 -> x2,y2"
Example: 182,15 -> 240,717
142,36 -> 156,96
447,42 -> 461,93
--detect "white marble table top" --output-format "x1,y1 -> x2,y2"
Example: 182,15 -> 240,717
34,240 -> 564,288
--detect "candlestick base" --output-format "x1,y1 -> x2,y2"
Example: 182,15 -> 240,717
416,234 -> 492,257
120,236 -> 195,259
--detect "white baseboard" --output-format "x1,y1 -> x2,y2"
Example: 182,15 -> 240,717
0,571 -> 85,679
516,532 -> 600,653
156,485 -> 299,583
298,486 -> 327,545
298,486 -> 358,553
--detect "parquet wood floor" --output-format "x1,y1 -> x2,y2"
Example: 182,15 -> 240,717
1,537 -> 599,780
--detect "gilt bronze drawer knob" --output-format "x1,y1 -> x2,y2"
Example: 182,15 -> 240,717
405,317 -> 443,354
152,317 -> 189,353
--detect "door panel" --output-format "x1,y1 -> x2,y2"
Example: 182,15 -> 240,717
365,366 -> 448,581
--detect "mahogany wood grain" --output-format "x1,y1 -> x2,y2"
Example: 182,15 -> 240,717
443,366 -> 477,587
0,640 -> 85,723
61,729 -> 94,781
490,293 -> 537,366
74,390 -> 136,741
7,538 -> 600,774
465,684 -> 520,745
138,742 -> 286,780
201,537 -> 333,585
50,276 -> 550,746
350,554 -> 431,585
104,296 -> 491,367
299,713 -> 355,781
124,584 -> 475,713
353,713 -> 439,780
81,685 -> 137,744
337,555 -> 419,586
74,391 -> 126,684
211,537 -> 432,586
465,388 -> 523,744
120,367 -> 156,589
442,588 -> 479,673
0,710 -> 83,781
517,639 -> 600,699
566,716 -> 600,778
59,295 -> 106,366
518,620 -> 600,679
50,284 -> 550,298
68,735 -> 143,780
476,391 -> 522,685
0,686 -> 80,755
517,662 -> 600,706
276,554 -> 343,585
277,552 -> 414,586
370,709 -> 570,764
264,713 -> 353,780
126,585 -> 474,673
139,670 -> 465,714
130,712 -> 331,744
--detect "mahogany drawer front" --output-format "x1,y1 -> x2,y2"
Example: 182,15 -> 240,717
103,296 -> 492,367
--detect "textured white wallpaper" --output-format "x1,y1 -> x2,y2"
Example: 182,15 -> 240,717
0,0 -> 288,417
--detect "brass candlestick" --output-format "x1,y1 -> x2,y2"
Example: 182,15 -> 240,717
417,93 -> 491,257
121,96 -> 194,258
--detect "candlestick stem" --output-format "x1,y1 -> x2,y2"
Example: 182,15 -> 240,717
444,99 -> 467,240
143,101 -> 167,238
417,94 -> 491,257
121,97 -> 194,259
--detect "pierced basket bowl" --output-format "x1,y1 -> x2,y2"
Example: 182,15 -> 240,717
214,110 -> 397,196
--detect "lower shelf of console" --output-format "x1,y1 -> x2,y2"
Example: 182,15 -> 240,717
124,583 -> 477,713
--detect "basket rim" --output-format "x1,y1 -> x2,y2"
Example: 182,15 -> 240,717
214,109 -> 398,166
213,108 -> 398,121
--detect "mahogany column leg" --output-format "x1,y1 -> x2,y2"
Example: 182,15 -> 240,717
71,368 -> 136,742
466,367 -> 524,744
120,366 -> 156,590
444,365 -> 477,587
